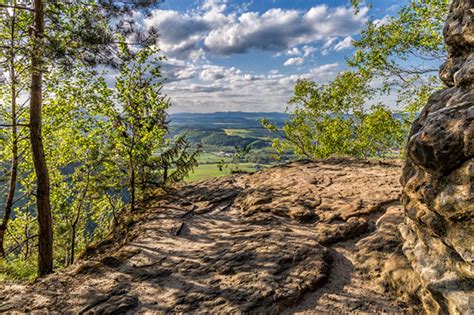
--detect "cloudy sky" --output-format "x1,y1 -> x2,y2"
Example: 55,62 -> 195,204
144,0 -> 402,113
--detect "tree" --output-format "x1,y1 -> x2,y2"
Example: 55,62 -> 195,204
349,0 -> 449,113
0,2 -> 31,257
152,134 -> 201,188
0,0 -> 163,276
42,69 -> 114,266
28,0 -> 53,277
263,71 -> 404,159
108,42 -> 170,212
264,0 -> 449,161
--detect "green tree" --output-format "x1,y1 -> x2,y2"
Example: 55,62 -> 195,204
0,0 -> 163,276
153,134 -> 201,188
349,0 -> 449,113
264,0 -> 449,161
0,3 -> 31,257
263,71 -> 405,159
42,69 -> 114,266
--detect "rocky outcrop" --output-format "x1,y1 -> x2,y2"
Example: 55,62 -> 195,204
401,1 -> 474,313
0,159 -> 422,314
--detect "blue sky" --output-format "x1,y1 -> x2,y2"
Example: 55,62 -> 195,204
143,0 -> 405,113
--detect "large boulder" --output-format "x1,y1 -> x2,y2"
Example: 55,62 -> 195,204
400,0 -> 474,313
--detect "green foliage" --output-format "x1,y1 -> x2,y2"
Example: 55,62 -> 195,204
153,135 -> 201,187
264,0 -> 448,161
349,0 -> 448,112
0,255 -> 37,281
264,71 -> 405,159
0,42 -> 197,279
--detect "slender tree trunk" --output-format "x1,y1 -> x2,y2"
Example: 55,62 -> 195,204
24,210 -> 30,259
129,127 -> 136,212
129,154 -> 136,212
0,11 -> 19,258
69,172 -> 90,265
30,0 -> 53,276
163,163 -> 168,186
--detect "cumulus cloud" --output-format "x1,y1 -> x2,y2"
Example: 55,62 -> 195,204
284,57 -> 304,66
302,45 -> 317,57
142,2 -> 370,113
320,37 -> 337,55
307,63 -> 340,78
145,3 -> 368,59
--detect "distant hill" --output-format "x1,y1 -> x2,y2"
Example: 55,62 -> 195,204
169,112 -> 289,130
167,112 -> 292,170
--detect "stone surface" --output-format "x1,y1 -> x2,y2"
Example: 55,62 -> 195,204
0,159 -> 421,313
401,1 -> 474,313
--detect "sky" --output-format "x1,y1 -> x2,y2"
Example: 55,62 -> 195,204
142,0 -> 404,113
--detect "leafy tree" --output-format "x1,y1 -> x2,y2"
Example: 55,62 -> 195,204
349,0 -> 449,113
264,0 -> 449,161
42,69 -> 114,266
0,2 -> 33,258
263,72 -> 407,160
0,0 -> 163,276
153,134 -> 201,188
107,42 -> 170,212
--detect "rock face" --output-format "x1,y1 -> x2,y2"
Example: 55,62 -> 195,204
400,1 -> 474,313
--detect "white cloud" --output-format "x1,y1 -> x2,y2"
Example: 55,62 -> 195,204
141,3 -> 372,113
144,4 -> 368,59
321,37 -> 337,55
163,61 -> 341,113
334,36 -> 353,51
373,15 -> 391,27
286,47 -> 301,56
302,45 -> 317,57
307,63 -> 340,78
284,57 -> 304,66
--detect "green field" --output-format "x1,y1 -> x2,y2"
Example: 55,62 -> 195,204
185,163 -> 267,182
223,129 -> 252,137
196,152 -> 232,164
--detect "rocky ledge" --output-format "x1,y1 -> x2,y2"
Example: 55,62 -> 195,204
0,159 -> 423,314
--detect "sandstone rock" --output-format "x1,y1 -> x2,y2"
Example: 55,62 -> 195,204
401,1 -> 474,313
0,159 -> 420,313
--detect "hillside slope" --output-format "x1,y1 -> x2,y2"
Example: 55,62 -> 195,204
0,158 -> 422,313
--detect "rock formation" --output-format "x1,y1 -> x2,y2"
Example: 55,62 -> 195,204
400,0 -> 474,313
0,159 -> 422,313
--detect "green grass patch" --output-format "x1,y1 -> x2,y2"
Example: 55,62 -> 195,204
223,129 -> 252,137
185,163 -> 269,182
196,152 -> 233,164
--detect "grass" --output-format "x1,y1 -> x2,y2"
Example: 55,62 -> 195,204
196,152 -> 233,164
185,163 -> 268,182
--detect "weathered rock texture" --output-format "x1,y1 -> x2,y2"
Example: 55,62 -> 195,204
401,1 -> 474,313
0,159 -> 422,314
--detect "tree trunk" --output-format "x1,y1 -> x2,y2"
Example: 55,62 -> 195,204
130,155 -> 136,212
69,173 -> 90,265
24,209 -> 30,259
30,0 -> 53,276
0,12 -> 19,257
